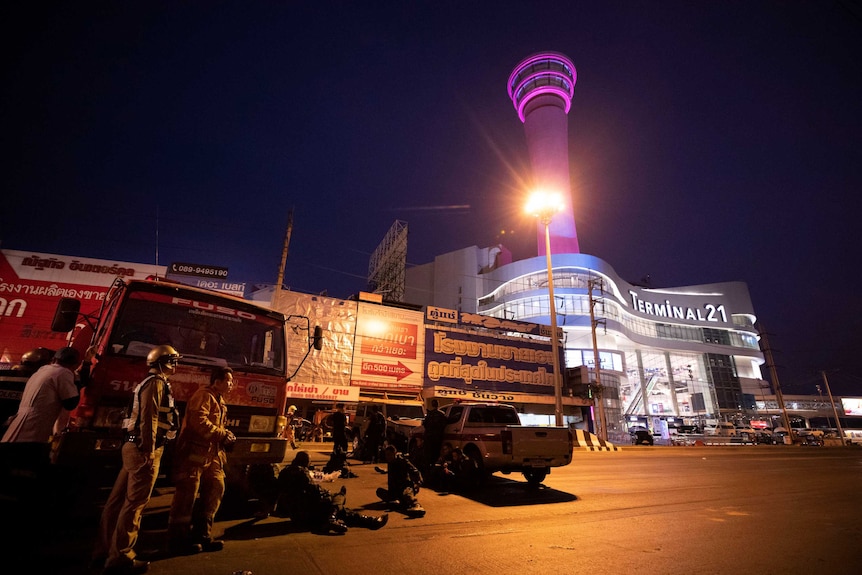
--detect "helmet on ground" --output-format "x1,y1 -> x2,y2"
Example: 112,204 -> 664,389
288,405 -> 297,414
53,347 -> 82,367
147,344 -> 181,367
21,347 -> 55,368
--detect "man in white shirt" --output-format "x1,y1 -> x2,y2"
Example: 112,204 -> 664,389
1,347 -> 81,444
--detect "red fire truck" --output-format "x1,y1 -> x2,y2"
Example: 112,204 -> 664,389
51,277 -> 313,505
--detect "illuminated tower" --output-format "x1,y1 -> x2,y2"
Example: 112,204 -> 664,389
508,51 -> 579,255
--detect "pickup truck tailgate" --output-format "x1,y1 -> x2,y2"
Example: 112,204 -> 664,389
505,426 -> 573,464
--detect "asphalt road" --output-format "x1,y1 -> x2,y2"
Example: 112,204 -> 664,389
24,444 -> 862,575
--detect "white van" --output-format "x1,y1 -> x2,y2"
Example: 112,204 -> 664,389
704,422 -> 737,437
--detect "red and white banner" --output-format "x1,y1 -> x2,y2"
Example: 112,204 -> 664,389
0,249 -> 165,367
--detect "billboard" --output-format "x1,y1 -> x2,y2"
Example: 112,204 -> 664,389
351,301 -> 424,391
840,397 -> 862,416
424,325 -> 557,396
0,249 -> 165,367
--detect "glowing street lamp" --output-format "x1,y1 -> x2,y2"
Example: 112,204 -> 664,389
527,191 -> 565,427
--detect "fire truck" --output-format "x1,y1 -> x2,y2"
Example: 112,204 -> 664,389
50,277 -> 317,506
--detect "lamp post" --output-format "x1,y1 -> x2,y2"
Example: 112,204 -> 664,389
527,191 -> 565,427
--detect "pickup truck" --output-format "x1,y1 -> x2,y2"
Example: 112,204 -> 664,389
410,402 -> 573,486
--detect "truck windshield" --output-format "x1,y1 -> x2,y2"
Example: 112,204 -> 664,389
106,287 -> 286,375
467,406 -> 521,425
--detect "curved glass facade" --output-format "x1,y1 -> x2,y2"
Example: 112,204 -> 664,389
405,249 -> 765,444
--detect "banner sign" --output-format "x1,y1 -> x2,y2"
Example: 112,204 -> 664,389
841,397 -> 862,416
424,326 -> 558,395
0,249 -> 165,368
351,302 -> 425,389
284,382 -> 360,402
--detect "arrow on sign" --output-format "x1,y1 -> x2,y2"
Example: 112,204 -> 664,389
361,360 -> 413,381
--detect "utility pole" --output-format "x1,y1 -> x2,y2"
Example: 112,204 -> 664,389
821,371 -> 847,445
588,277 -> 607,441
273,208 -> 294,306
758,326 -> 793,442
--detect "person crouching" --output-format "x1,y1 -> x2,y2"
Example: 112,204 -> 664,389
274,450 -> 387,534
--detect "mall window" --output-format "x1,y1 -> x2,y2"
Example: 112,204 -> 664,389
703,328 -> 731,345
708,353 -> 744,412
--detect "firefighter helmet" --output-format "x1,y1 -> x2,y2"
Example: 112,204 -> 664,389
288,405 -> 297,414
147,344 -> 181,367
21,347 -> 55,368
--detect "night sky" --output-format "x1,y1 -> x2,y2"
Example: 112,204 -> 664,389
3,2 -> 861,395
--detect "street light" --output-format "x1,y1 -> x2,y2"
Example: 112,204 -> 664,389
526,190 -> 565,427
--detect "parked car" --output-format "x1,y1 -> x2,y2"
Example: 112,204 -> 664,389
798,429 -> 825,446
772,427 -> 791,444
631,429 -> 654,445
753,429 -> 774,444
735,425 -> 755,440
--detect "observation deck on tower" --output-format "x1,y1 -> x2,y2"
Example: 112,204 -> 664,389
507,52 -> 577,123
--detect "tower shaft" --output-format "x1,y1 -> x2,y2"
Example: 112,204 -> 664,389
509,52 -> 580,256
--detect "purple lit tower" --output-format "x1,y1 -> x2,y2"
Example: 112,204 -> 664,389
508,52 -> 579,256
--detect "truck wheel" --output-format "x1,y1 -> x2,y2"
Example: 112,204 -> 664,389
523,468 -> 548,487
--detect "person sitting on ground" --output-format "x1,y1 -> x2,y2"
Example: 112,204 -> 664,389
322,444 -> 358,478
274,451 -> 387,534
443,447 -> 481,493
426,442 -> 453,490
376,444 -> 426,517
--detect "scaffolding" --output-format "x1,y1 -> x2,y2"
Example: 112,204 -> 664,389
367,220 -> 408,301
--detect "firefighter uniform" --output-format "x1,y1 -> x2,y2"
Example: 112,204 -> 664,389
167,369 -> 234,553
95,345 -> 181,575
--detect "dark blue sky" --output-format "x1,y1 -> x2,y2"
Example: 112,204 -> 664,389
3,1 -> 861,395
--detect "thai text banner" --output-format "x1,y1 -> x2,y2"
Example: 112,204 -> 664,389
424,327 -> 558,394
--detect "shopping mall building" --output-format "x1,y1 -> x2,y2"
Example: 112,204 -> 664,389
404,246 -> 766,444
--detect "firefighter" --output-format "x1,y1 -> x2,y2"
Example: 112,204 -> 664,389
167,365 -> 236,555
93,344 -> 181,575
284,404 -> 298,448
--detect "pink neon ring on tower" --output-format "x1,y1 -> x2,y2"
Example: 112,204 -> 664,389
507,51 -> 577,123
